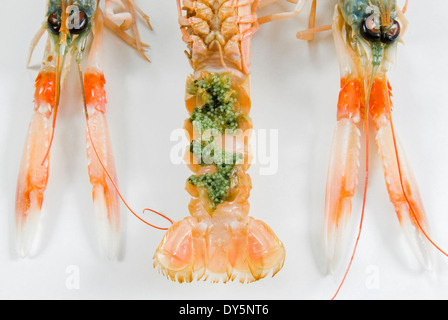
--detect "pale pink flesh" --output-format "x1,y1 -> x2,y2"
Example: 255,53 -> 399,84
374,115 -> 434,270
15,45 -> 57,256
324,118 -> 361,273
84,12 -> 121,260
154,212 -> 285,283
15,110 -> 53,257
84,67 -> 121,260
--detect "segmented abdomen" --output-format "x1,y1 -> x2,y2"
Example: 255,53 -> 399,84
153,1 -> 284,283
179,0 -> 257,218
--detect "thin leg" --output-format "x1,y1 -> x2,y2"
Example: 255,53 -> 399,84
258,0 -> 278,8
102,15 -> 150,51
296,24 -> 331,40
301,0 -> 317,40
397,7 -> 409,37
128,0 -> 152,29
257,0 -> 307,25
258,0 -> 299,9
123,0 -> 147,61
403,0 -> 409,13
105,0 -> 132,29
26,23 -> 46,68
295,0 -> 333,40
103,0 -> 151,61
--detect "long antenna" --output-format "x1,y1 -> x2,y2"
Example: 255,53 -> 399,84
386,83 -> 448,258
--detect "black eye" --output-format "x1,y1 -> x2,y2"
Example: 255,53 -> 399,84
360,15 -> 381,42
381,20 -> 400,44
47,13 -> 61,35
68,10 -> 88,34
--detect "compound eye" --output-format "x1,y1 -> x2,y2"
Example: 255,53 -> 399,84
360,14 -> 381,42
47,13 -> 61,35
69,9 -> 88,34
381,20 -> 400,44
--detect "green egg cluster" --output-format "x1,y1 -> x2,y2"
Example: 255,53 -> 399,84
188,138 -> 243,209
188,162 -> 236,208
188,73 -> 239,134
187,73 -> 243,209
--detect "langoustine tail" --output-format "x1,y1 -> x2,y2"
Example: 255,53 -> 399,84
153,210 -> 285,283
371,76 -> 438,269
15,40 -> 59,257
84,70 -> 121,260
82,13 -> 121,260
324,78 -> 363,274
155,69 -> 284,283
15,105 -> 53,257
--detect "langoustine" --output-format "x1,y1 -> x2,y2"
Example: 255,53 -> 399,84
298,0 -> 448,298
15,0 -> 151,259
154,0 -> 305,283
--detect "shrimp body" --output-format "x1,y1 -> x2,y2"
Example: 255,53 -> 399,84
16,0 -> 150,258
154,0 -> 286,283
322,0 -> 435,275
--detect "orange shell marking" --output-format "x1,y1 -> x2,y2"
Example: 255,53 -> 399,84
337,78 -> 362,121
84,71 -> 107,113
34,71 -> 56,108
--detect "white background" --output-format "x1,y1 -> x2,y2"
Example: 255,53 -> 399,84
0,0 -> 447,300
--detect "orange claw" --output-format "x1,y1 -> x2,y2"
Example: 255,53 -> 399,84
83,68 -> 121,260
15,69 -> 56,257
370,76 -> 435,269
324,77 -> 363,273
